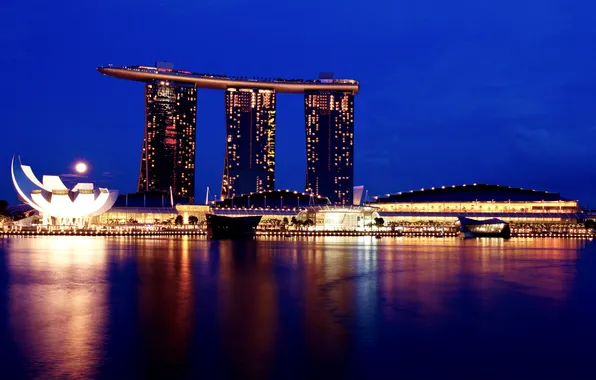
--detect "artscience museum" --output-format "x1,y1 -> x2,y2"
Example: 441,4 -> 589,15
11,155 -> 118,226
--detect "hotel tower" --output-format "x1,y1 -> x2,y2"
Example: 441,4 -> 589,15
221,88 -> 276,199
138,78 -> 196,198
304,89 -> 354,205
98,64 -> 358,204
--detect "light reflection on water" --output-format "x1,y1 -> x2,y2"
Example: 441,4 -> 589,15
5,237 -> 108,379
1,236 -> 595,379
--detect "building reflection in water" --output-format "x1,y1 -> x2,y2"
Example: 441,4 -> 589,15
215,237 -> 359,378
217,240 -> 278,379
353,237 -> 379,346
134,236 -> 194,378
299,237 -> 355,377
2,235 -> 591,379
7,237 -> 108,379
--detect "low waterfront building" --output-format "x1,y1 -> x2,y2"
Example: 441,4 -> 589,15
176,204 -> 210,224
297,206 -> 379,231
93,204 -> 211,225
35,180 -> 590,240
372,184 -> 585,224
92,207 -> 178,225
211,190 -> 330,228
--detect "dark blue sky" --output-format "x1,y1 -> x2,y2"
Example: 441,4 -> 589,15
2,0 -> 596,205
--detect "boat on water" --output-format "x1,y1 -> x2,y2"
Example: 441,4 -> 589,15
457,216 -> 511,239
206,214 -> 262,240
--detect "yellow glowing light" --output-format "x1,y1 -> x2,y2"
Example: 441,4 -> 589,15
75,162 -> 88,174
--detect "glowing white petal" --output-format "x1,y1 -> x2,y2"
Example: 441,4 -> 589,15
11,154 -> 118,223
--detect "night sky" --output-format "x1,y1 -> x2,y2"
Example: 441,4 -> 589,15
2,0 -> 596,206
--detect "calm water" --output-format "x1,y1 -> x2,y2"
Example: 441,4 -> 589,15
1,236 -> 595,379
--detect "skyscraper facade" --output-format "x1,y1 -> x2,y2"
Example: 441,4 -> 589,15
304,90 -> 355,205
221,88 -> 276,199
98,64 -> 358,203
138,80 -> 197,199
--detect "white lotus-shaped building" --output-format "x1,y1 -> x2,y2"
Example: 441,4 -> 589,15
11,155 -> 118,226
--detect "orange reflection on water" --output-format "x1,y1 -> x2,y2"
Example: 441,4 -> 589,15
218,240 -> 278,379
375,238 -> 582,322
299,238 -> 355,371
135,236 -> 194,375
492,238 -> 579,301
7,236 -> 108,379
3,235 -> 588,378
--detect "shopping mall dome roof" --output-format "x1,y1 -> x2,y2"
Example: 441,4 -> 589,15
373,184 -> 568,203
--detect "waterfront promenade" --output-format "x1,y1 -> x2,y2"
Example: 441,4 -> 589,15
1,226 -> 593,239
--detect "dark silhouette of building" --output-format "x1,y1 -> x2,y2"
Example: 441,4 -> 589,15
138,73 -> 196,199
221,88 -> 276,199
304,86 -> 355,205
